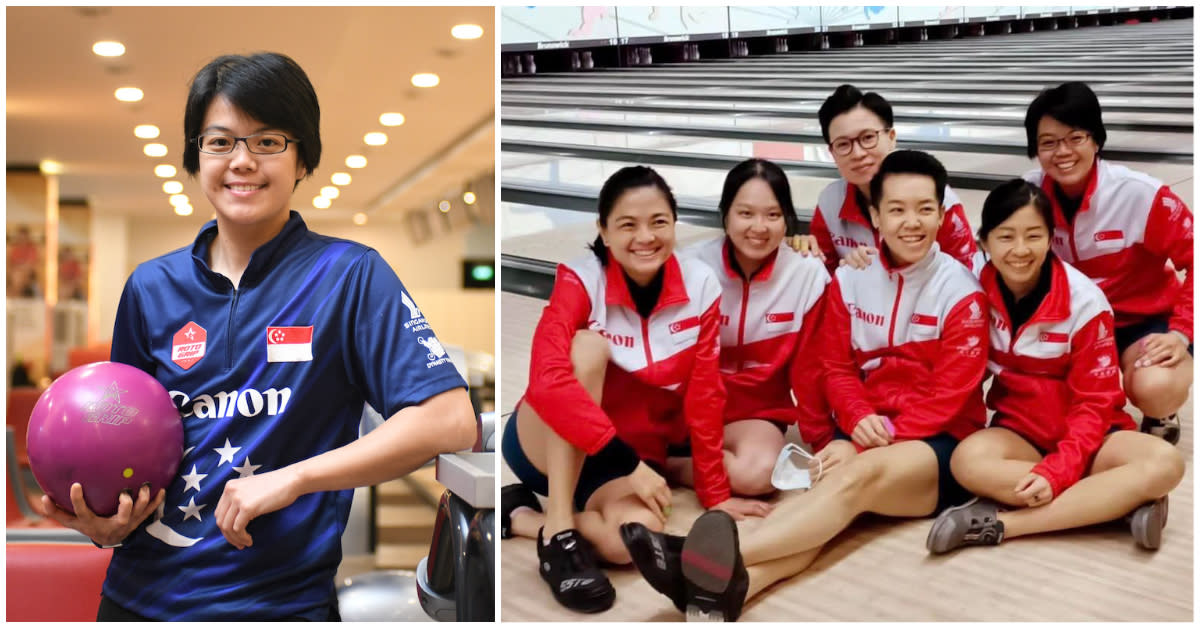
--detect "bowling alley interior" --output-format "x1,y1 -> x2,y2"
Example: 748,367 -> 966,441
499,5 -> 1193,621
7,6 -> 495,621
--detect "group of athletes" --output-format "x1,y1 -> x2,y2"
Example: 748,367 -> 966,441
500,81 -> 1192,620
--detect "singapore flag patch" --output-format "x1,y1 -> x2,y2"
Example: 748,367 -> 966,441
266,326 -> 314,363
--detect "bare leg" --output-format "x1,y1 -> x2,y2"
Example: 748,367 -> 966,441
1121,342 -> 1194,419
746,547 -> 822,599
739,440 -> 939,566
998,431 -> 1185,538
949,427 -> 1043,508
664,420 -> 786,496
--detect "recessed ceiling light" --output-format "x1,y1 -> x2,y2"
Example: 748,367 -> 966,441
174,203 -> 194,217
313,196 -> 332,209
379,113 -> 405,127
155,164 -> 177,178
331,172 -> 352,186
463,191 -> 476,205
451,24 -> 484,39
411,73 -> 439,88
144,143 -> 168,157
364,132 -> 387,146
115,87 -> 144,102
438,200 -> 451,213
93,41 -> 126,57
352,212 -> 368,226
163,181 -> 183,194
345,155 -> 367,169
134,124 -> 160,139
169,194 -> 189,207
320,186 -> 340,199
39,160 -> 63,175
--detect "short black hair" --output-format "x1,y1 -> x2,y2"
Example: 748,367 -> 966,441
978,179 -> 1054,241
183,52 -> 321,179
718,159 -> 800,236
868,150 -> 947,208
588,166 -> 677,265
1023,82 -> 1106,158
818,84 -> 894,144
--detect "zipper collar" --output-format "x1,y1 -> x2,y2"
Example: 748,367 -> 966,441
603,249 -> 690,315
191,210 -> 309,291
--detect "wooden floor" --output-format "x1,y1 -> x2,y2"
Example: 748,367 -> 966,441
499,290 -> 1194,622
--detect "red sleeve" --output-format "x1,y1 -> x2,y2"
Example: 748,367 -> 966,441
789,292 -> 835,450
522,266 -> 617,454
809,208 -> 840,275
894,292 -> 989,436
1032,312 -> 1124,497
1143,186 -> 1193,342
937,203 -> 980,271
685,298 -> 731,508
819,279 -> 877,435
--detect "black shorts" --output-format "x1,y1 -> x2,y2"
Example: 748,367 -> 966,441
664,418 -> 789,458
501,406 -> 630,512
832,428 -> 967,516
1115,316 -> 1194,356
991,423 -> 1124,457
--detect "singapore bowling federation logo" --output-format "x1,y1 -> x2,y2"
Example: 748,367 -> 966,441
172,322 -> 207,370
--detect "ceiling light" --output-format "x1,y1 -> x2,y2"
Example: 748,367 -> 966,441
134,124 -> 160,139
144,143 -> 167,157
463,191 -> 477,205
364,132 -> 387,146
115,87 -> 144,102
169,194 -> 189,207
353,212 -> 368,226
438,200 -> 451,213
452,24 -> 484,39
320,186 -> 340,199
163,181 -> 183,194
93,41 -> 126,57
174,204 -> 194,217
345,155 -> 367,169
39,160 -> 63,175
331,172 -> 352,186
411,73 -> 439,88
313,196 -> 332,209
379,113 -> 405,127
155,164 -> 177,178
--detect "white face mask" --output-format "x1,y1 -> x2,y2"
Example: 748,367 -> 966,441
771,443 -> 824,491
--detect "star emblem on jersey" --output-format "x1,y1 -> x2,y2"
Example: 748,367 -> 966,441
171,321 -> 208,370
233,457 -> 262,478
214,438 -> 241,466
178,496 -> 207,522
181,464 -> 207,493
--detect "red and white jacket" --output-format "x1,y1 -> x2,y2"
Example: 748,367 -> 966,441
1024,158 -> 1193,341
810,179 -> 979,274
521,251 -> 731,508
821,243 -> 989,444
685,237 -> 834,449
981,256 -> 1137,498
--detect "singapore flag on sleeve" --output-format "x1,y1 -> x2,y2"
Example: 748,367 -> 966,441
266,326 -> 314,362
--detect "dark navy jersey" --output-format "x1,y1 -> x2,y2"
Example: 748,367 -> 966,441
103,212 -> 467,620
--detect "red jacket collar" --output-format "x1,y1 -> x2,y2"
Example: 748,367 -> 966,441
837,180 -> 874,228
1041,157 -> 1102,227
879,241 -> 940,275
980,255 -> 1071,330
603,249 -> 690,314
721,237 -> 779,282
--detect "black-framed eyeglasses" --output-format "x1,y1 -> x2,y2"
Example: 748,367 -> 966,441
194,133 -> 300,155
1036,130 -> 1092,154
829,128 -> 891,157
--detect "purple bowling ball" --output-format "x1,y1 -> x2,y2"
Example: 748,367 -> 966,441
27,361 -> 183,516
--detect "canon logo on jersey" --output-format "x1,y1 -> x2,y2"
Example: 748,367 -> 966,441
833,236 -> 868,249
170,387 -> 293,419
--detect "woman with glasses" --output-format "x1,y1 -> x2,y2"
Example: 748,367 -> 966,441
36,52 -> 478,620
926,179 -> 1183,554
1021,82 -> 1193,445
809,84 -> 979,273
655,159 -> 836,497
499,166 -> 768,614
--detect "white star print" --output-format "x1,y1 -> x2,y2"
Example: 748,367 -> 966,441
232,457 -> 262,478
214,439 -> 241,466
178,496 -> 207,522
101,382 -> 127,402
180,465 -> 208,493
185,327 -> 195,340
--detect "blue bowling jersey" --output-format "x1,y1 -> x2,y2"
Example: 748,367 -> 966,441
103,212 -> 467,619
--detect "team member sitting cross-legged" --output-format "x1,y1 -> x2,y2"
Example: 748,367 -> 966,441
926,179 -> 1185,554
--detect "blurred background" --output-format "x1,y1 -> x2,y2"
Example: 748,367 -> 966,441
7,6 -> 495,621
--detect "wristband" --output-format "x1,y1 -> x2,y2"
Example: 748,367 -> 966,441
1170,330 -> 1190,346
